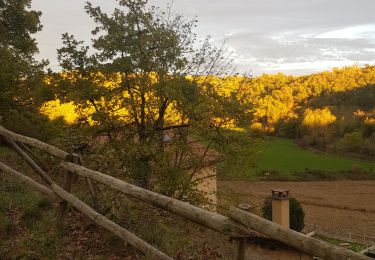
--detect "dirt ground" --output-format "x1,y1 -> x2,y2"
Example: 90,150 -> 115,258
218,180 -> 375,237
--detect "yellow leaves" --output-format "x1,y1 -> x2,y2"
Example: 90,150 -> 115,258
164,101 -> 183,125
302,107 -> 336,127
365,118 -> 375,125
210,117 -> 241,131
250,122 -> 275,133
40,73 -> 245,127
40,99 -> 98,125
40,65 -> 375,133
194,75 -> 245,97
355,109 -> 375,125
40,100 -> 77,124
250,122 -> 263,131
353,109 -> 367,118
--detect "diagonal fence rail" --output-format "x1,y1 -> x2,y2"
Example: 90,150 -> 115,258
0,125 -> 370,259
0,161 -> 172,260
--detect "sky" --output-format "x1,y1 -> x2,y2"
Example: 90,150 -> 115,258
31,0 -> 375,75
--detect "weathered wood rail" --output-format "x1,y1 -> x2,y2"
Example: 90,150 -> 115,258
229,207 -> 367,260
59,161 -> 250,237
0,125 -> 370,259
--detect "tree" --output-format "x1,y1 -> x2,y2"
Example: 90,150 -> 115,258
53,0 -> 253,199
300,107 -> 337,147
261,196 -> 305,232
0,0 -> 53,140
0,0 -> 47,115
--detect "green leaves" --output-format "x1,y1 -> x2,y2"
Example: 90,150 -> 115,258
0,0 -> 47,117
0,0 -> 41,53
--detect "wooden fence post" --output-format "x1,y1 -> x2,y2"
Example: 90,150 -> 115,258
231,237 -> 246,260
78,157 -> 98,208
56,153 -> 77,229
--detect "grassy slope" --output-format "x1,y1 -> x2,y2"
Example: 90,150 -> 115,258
218,137 -> 375,180
257,138 -> 375,173
0,147 -> 62,258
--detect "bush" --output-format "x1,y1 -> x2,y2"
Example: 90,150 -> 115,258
363,139 -> 375,156
336,131 -> 364,153
299,135 -> 314,147
261,196 -> 305,232
261,197 -> 273,222
2,109 -> 65,142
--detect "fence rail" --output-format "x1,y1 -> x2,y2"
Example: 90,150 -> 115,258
0,125 -> 371,260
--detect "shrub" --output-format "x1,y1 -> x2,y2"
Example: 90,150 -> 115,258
261,196 -> 305,232
2,110 -> 66,142
336,131 -> 364,153
261,197 -> 273,222
299,134 -> 314,147
299,107 -> 337,148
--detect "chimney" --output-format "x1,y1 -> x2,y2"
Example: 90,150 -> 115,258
271,189 -> 290,229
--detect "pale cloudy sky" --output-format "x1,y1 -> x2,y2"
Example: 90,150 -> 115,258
31,0 -> 375,75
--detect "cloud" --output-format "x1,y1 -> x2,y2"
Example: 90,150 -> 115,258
315,24 -> 375,40
224,23 -> 375,75
31,0 -> 375,75
155,0 -> 375,74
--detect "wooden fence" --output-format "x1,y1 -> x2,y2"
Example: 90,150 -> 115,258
0,125 -> 370,260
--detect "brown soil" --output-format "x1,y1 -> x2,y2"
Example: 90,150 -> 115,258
218,180 -> 375,236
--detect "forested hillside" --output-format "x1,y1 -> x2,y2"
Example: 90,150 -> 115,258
237,66 -> 375,157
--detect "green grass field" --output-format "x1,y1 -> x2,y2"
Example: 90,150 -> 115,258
218,137 -> 375,180
258,138 -> 375,173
